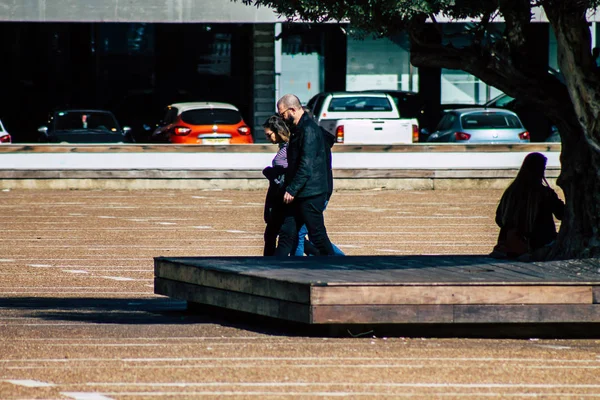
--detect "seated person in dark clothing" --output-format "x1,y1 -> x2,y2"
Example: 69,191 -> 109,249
490,152 -> 565,260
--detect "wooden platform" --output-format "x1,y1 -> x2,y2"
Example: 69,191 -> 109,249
154,256 -> 600,325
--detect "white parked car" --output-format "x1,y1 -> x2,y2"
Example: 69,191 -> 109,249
306,92 -> 419,144
0,119 -> 11,143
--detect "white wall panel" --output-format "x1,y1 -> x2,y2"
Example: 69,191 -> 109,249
0,151 -> 560,170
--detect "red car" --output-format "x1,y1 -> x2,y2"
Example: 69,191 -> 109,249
0,119 -> 11,143
152,102 -> 253,144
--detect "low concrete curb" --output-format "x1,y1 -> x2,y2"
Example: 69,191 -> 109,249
0,168 -> 560,190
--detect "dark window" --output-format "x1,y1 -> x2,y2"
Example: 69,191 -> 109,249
436,113 -> 456,131
180,109 -> 242,125
491,95 -> 515,108
328,96 -> 393,112
307,95 -> 318,112
162,108 -> 178,125
53,111 -> 118,131
99,23 -> 155,56
282,24 -> 324,55
196,32 -> 232,76
390,95 -> 423,119
460,113 -> 522,129
313,95 -> 327,116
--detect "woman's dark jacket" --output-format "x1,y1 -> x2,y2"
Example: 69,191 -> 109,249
262,164 -> 286,223
284,113 -> 329,199
262,143 -> 288,223
495,185 -> 564,251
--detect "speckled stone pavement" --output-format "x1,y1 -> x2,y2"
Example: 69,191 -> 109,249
1,188 -> 599,399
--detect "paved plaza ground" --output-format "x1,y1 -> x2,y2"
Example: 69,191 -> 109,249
1,188 -> 600,399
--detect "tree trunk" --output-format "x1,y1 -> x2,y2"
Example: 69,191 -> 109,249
550,135 -> 600,259
543,2 -> 600,259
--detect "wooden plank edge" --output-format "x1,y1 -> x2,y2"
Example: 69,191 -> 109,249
0,144 -> 279,153
0,170 -> 265,179
154,277 -> 311,323
311,281 -> 600,287
0,168 -> 560,180
311,304 -> 453,324
311,304 -> 600,324
455,304 -> 600,324
0,143 -> 561,153
154,259 -> 311,303
311,285 -> 594,305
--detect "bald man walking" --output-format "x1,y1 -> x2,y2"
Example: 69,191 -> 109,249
274,94 -> 335,256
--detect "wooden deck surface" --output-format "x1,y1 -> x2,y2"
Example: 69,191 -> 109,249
154,256 -> 600,325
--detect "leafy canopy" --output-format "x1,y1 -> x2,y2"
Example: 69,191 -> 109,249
244,1 -> 544,35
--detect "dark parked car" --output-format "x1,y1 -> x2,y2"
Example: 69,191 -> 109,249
110,89 -> 195,143
38,110 -> 133,143
425,108 -> 530,144
481,93 -> 555,143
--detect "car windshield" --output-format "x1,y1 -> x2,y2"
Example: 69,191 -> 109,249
180,109 -> 242,125
54,111 -> 119,131
460,113 -> 522,129
487,94 -> 515,108
328,97 -> 393,112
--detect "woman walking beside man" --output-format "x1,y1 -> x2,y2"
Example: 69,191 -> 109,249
261,103 -> 343,256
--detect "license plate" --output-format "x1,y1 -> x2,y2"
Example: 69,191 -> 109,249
200,138 -> 230,144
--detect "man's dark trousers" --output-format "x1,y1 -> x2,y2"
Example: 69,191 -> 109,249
275,193 -> 334,256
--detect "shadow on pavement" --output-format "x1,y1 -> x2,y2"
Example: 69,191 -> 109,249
3,297 -> 600,339
0,296 -> 319,337
190,303 -> 600,340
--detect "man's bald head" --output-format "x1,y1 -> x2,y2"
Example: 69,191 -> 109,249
277,94 -> 305,126
277,94 -> 302,110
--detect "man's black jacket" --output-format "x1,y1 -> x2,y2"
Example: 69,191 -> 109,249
285,113 -> 329,199
322,126 -> 335,200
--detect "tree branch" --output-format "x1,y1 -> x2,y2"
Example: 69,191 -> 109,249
407,15 -> 573,134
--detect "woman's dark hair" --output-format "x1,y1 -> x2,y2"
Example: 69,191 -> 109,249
515,152 -> 547,185
497,152 -> 549,234
262,115 -> 290,143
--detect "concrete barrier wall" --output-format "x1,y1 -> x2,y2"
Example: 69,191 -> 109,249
0,143 -> 561,190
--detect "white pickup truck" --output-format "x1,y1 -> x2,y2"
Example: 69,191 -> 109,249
306,92 -> 419,144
